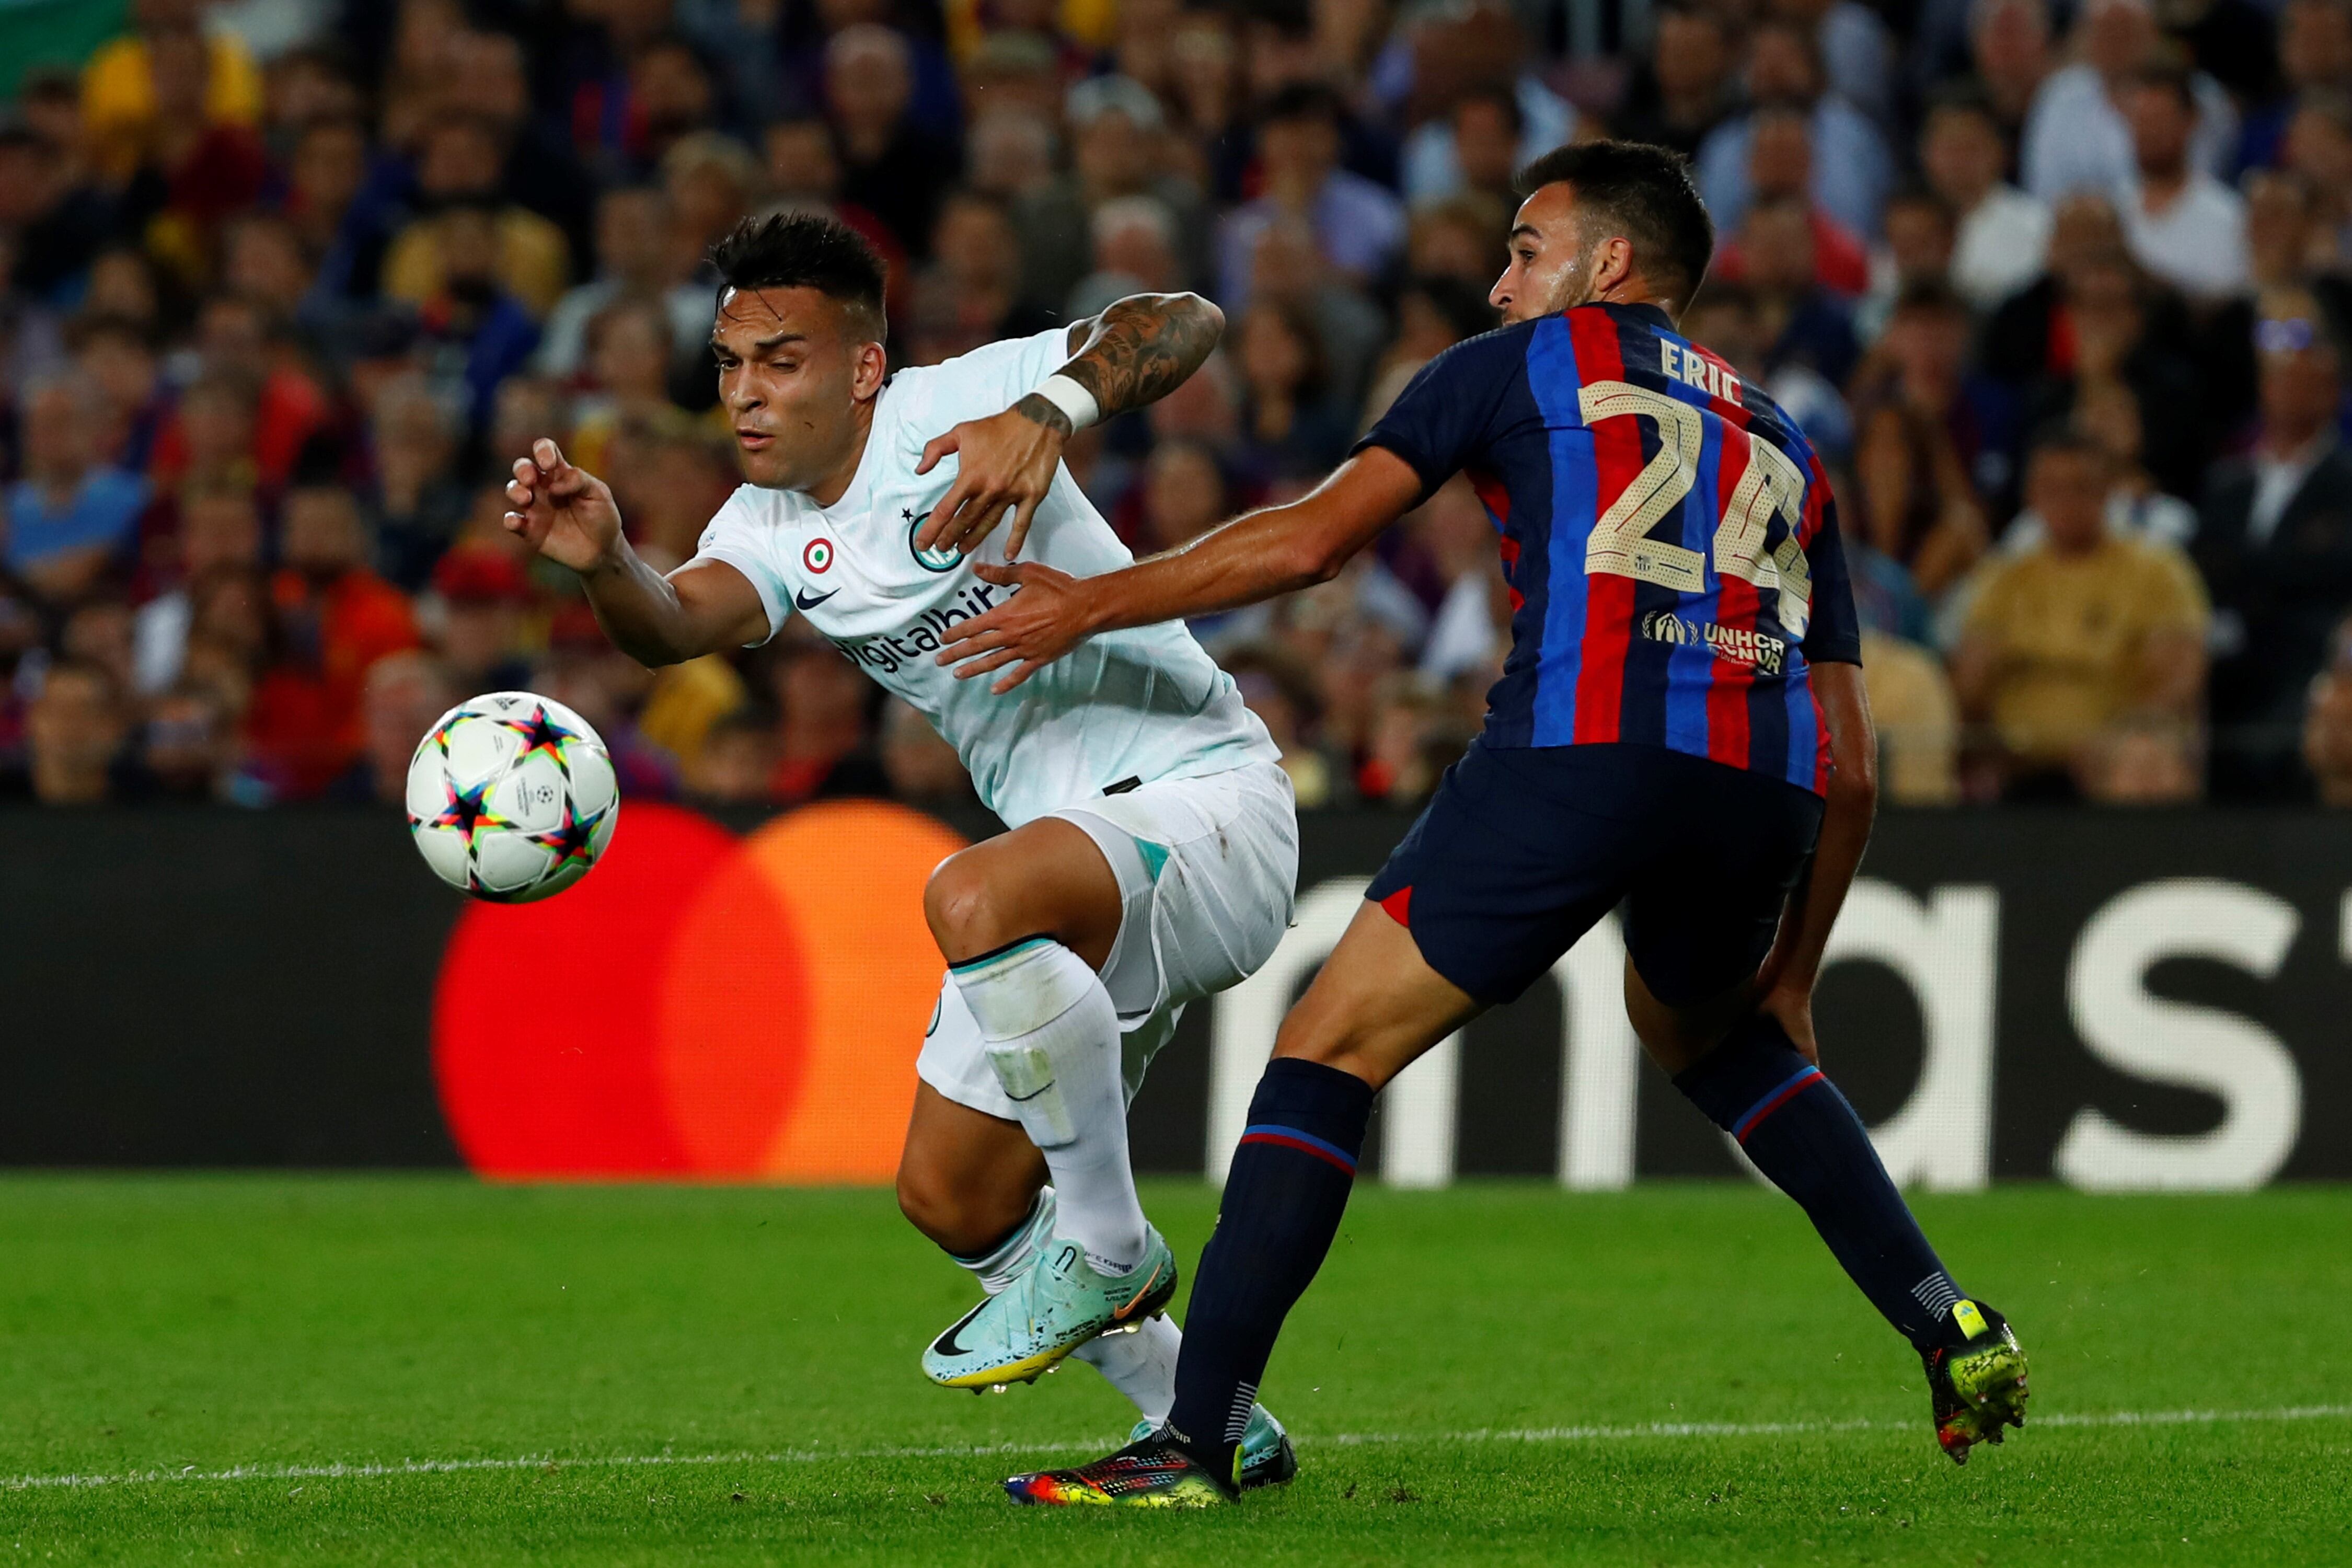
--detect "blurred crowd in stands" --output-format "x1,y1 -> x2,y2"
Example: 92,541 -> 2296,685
1,0 -> 2351,812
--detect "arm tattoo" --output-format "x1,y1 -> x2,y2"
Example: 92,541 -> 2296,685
1013,391 -> 1074,436
1037,293 -> 1225,424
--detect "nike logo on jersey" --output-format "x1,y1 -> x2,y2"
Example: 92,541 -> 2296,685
795,587 -> 840,610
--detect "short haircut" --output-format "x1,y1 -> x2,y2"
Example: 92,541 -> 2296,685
1515,140 -> 1715,308
709,210 -> 889,342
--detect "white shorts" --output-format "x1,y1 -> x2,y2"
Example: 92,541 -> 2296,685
915,759 -> 1300,1121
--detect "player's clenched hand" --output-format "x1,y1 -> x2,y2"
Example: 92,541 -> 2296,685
503,437 -> 624,574
914,405 -> 1065,560
936,559 -> 1093,693
1757,981 -> 1821,1066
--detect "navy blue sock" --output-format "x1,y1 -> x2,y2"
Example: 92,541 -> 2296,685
1167,1057 -> 1374,1481
1675,1015 -> 1963,1351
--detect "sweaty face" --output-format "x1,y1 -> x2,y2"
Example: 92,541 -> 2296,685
1490,186 -> 1606,324
711,286 -> 885,492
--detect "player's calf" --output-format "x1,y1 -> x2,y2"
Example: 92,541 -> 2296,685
1673,1012 -> 1993,1361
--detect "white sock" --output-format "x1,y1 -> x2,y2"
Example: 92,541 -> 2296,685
1073,1314 -> 1182,1425
951,1185 -> 1059,1294
946,1185 -> 1180,1422
950,937 -> 1148,1274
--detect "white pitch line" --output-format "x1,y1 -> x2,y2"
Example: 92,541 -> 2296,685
7,1403 -> 2347,1493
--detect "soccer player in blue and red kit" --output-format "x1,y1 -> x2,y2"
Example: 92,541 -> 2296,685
938,141 -> 2032,1505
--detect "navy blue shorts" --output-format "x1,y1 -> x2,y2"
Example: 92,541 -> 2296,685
1364,741 -> 1825,1007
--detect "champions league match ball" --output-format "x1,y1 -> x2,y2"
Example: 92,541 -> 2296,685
405,691 -> 619,903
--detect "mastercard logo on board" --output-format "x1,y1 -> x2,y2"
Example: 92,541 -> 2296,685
432,800 -> 968,1181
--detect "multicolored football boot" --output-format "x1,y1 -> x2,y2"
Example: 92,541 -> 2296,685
921,1227 -> 1178,1391
1005,1431 -> 1238,1508
1127,1404 -> 1296,1490
1924,1298 -> 2030,1465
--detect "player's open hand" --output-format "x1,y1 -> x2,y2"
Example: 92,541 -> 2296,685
503,438 -> 624,574
914,405 -> 1065,561
936,559 -> 1093,693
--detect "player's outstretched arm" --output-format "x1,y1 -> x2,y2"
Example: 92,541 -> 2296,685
915,292 -> 1226,559
936,446 -> 1424,694
1753,659 -> 1878,1062
503,437 -> 768,666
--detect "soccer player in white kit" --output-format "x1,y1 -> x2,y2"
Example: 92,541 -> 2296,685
500,212 -> 1301,1483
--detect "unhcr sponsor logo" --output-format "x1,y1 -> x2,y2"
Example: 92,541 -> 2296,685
1640,610 -> 1787,675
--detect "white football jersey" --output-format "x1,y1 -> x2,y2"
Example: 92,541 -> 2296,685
688,328 -> 1277,827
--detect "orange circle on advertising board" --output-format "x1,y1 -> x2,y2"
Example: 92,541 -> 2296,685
433,800 -> 969,1181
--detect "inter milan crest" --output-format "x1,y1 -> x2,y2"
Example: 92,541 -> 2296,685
908,511 -> 960,573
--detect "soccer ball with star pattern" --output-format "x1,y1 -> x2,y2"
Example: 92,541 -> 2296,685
405,692 -> 619,903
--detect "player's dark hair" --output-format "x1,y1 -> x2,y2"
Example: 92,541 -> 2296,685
709,210 -> 889,342
1515,140 -> 1715,310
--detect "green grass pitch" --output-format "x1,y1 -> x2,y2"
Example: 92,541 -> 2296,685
1,1179 -> 2346,1564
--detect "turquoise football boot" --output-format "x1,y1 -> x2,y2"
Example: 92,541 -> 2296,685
922,1227 -> 1178,1390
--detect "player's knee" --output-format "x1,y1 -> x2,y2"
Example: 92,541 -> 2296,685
922,853 -> 1006,961
1271,1018 -> 1389,1090
896,1159 -> 1025,1256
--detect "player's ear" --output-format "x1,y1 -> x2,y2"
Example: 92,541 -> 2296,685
1594,235 -> 1638,302
851,337 -> 889,401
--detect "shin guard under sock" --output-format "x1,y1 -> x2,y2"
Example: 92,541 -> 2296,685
1674,1014 -> 1962,1350
950,936 -> 1145,1273
1167,1057 -> 1373,1480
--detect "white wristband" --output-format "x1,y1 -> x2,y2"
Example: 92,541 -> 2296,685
1030,373 -> 1101,431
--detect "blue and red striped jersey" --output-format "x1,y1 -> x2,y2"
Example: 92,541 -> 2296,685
1357,302 -> 1862,794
